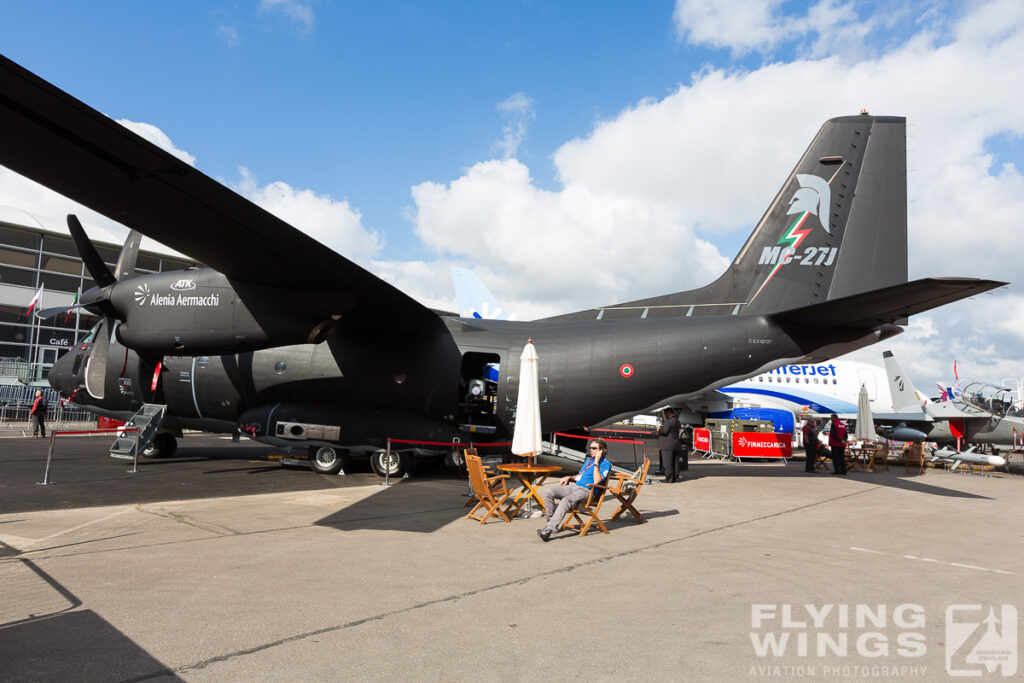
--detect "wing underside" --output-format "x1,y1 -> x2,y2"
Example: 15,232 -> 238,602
0,54 -> 439,330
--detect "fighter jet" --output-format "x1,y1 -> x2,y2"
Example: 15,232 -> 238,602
0,54 -> 1005,477
882,351 -> 1024,449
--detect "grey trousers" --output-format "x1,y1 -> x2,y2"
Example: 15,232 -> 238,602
543,484 -> 589,533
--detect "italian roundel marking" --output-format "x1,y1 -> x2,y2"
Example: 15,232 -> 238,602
619,364 -> 634,378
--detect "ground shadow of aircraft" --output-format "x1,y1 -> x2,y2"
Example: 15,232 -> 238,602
0,55 -> 1004,480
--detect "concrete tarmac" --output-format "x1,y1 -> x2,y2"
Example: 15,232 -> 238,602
1,436 -> 1023,681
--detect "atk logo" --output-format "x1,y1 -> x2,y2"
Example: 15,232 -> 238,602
134,283 -> 150,305
169,278 -> 196,291
788,173 -> 832,234
946,604 -> 1017,676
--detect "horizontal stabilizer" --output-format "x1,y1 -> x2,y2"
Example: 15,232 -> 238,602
772,278 -> 1005,328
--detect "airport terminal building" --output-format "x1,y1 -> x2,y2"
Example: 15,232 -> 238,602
0,207 -> 198,384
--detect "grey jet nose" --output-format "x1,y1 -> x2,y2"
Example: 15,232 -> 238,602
47,350 -> 79,396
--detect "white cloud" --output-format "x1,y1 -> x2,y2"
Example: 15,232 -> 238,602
233,167 -> 381,261
216,25 -> 240,48
410,158 -> 728,313
259,0 -> 314,35
116,119 -> 196,166
673,0 -> 791,54
493,92 -> 536,159
672,0 -> 937,60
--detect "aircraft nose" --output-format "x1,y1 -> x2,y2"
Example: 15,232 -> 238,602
48,350 -> 78,396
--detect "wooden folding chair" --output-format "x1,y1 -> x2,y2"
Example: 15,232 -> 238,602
465,454 -> 512,524
904,443 -> 925,475
814,444 -> 832,472
463,448 -> 480,507
864,442 -> 889,472
607,459 -> 649,524
558,478 -> 610,537
844,447 -> 860,472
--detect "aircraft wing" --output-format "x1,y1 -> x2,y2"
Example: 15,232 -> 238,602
0,54 -> 440,330
773,278 -> 1006,328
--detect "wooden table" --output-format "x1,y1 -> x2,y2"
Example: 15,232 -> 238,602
498,463 -> 561,517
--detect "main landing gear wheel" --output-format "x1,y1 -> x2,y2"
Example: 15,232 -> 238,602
142,433 -> 177,458
370,450 -> 410,478
310,446 -> 346,475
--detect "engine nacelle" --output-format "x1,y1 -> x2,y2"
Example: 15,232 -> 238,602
111,269 -> 340,355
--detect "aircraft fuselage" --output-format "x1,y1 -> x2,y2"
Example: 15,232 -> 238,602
52,313 -> 898,451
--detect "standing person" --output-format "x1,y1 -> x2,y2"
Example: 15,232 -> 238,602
30,389 -> 48,438
537,438 -> 612,542
828,413 -> 848,475
657,407 -> 682,483
802,419 -> 819,473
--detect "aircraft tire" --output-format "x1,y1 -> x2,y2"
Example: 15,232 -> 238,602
370,450 -> 410,478
143,433 -> 177,458
310,446 -> 345,475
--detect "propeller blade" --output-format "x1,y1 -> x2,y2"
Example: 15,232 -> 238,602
84,318 -> 110,400
67,214 -> 116,288
114,230 -> 142,280
35,302 -> 89,320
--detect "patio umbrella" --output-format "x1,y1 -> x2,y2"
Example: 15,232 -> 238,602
854,384 -> 878,441
511,338 -> 542,462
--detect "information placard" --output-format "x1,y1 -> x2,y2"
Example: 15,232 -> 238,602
731,432 -> 792,458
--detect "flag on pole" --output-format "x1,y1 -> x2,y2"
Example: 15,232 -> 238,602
64,287 -> 80,322
953,360 -> 958,380
24,284 -> 44,317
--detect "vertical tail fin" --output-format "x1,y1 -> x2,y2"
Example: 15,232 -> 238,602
882,350 -> 926,412
451,268 -> 508,320
550,114 -> 908,321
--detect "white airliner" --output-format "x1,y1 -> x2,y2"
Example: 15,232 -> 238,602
688,360 -> 894,433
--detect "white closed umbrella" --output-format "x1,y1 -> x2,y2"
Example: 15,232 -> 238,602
854,384 -> 878,441
511,338 -> 542,462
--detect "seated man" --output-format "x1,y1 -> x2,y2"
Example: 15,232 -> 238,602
537,438 -> 612,542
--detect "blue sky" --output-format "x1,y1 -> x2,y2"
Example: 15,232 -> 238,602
1,0 -> 1023,395
3,1 -> 695,258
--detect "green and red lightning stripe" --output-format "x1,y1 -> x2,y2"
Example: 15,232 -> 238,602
749,212 -> 814,301
749,166 -> 843,302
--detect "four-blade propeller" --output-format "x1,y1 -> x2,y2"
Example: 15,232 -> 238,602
34,215 -> 140,399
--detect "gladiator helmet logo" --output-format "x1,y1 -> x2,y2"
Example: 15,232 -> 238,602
787,174 -> 831,234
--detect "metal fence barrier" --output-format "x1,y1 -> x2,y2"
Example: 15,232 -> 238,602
0,384 -> 95,434
37,427 -> 140,486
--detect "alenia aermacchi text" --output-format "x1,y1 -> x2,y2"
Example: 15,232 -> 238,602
0,54 -> 1005,476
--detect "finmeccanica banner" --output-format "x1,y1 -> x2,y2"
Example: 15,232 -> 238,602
732,432 -> 793,458
693,428 -> 711,451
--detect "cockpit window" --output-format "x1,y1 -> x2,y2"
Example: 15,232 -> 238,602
81,321 -> 102,345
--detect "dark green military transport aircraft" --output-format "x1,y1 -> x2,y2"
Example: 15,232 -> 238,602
0,54 -> 1004,476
